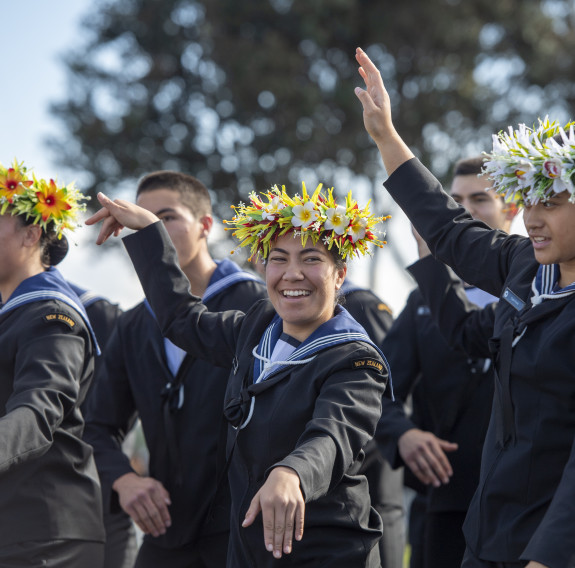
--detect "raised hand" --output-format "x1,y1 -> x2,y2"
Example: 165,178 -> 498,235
354,47 -> 414,175
242,466 -> 305,559
85,192 -> 159,245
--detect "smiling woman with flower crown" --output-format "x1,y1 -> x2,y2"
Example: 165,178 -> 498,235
0,160 -> 105,567
87,182 -> 391,567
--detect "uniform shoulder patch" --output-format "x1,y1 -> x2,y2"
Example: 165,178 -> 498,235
377,302 -> 392,315
44,313 -> 76,329
352,357 -> 384,374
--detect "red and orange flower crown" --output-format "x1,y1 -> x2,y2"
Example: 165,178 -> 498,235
0,159 -> 87,237
224,182 -> 390,261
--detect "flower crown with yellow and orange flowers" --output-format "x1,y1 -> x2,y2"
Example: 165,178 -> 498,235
482,117 -> 575,207
0,159 -> 87,237
224,182 -> 390,261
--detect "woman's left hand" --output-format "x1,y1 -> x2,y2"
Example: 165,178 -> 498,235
242,466 -> 305,558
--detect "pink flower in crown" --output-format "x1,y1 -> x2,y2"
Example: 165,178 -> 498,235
542,158 -> 562,179
514,160 -> 536,188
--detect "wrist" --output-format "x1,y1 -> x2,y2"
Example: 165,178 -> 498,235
112,471 -> 138,492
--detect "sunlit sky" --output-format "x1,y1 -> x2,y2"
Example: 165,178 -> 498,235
3,1 -> 145,309
6,1 -> 529,315
3,0 -> 424,314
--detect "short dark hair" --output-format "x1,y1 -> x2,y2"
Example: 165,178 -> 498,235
136,171 -> 212,218
453,156 -> 485,177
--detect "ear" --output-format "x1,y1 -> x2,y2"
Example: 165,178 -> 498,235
22,223 -> 43,248
199,214 -> 213,238
334,265 -> 347,291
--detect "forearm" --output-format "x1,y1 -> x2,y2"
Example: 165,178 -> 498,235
384,159 -> 514,295
123,222 -> 240,366
408,255 -> 495,358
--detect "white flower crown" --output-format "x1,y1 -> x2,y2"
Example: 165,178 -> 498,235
482,117 -> 575,206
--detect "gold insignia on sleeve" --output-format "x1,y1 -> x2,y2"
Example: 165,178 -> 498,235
44,313 -> 76,329
377,302 -> 392,315
352,358 -> 384,373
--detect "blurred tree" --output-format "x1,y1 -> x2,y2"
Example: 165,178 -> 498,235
49,0 -> 575,267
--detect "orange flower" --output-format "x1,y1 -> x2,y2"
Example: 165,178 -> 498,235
0,166 -> 33,203
34,178 -> 72,222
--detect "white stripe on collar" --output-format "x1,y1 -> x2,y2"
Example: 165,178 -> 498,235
203,271 -> 261,302
0,289 -> 101,355
531,264 -> 575,306
77,290 -> 104,307
1,290 -> 85,317
255,327 -> 375,383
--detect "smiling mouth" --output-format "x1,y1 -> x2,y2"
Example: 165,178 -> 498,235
282,290 -> 311,297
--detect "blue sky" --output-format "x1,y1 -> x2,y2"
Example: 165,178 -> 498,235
3,1 -> 145,308
4,1 -> 91,178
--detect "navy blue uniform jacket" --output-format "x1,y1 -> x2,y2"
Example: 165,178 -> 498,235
378,260 -> 493,513
122,222 -> 389,568
385,158 -> 575,568
84,263 -> 266,549
0,295 -> 104,546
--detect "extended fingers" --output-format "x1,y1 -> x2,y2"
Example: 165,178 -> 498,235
95,215 -> 124,245
85,206 -> 111,226
355,48 -> 383,88
264,497 -> 291,558
249,494 -> 300,559
120,480 -> 171,537
412,442 -> 453,487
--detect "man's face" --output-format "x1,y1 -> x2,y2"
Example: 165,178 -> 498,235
451,174 -> 511,232
523,191 -> 575,287
136,188 -> 206,270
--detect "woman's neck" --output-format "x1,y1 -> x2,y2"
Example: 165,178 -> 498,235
0,264 -> 45,304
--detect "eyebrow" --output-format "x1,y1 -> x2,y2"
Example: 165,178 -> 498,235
270,247 -> 326,256
154,207 -> 177,216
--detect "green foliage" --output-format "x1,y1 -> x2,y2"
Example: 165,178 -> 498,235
49,0 -> 575,220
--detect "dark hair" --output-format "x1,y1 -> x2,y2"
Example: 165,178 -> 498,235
46,234 -> 69,266
453,156 -> 485,177
136,171 -> 212,218
17,214 -> 67,266
326,244 -> 346,271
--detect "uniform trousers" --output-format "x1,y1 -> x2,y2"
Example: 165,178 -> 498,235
103,510 -> 138,568
135,531 -> 228,568
364,459 -> 405,568
424,510 -> 466,568
0,540 -> 104,568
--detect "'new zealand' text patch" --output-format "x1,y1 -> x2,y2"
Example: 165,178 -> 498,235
44,313 -> 76,329
352,358 -> 384,374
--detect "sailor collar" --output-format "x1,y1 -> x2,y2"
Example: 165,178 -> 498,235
0,268 -> 100,355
